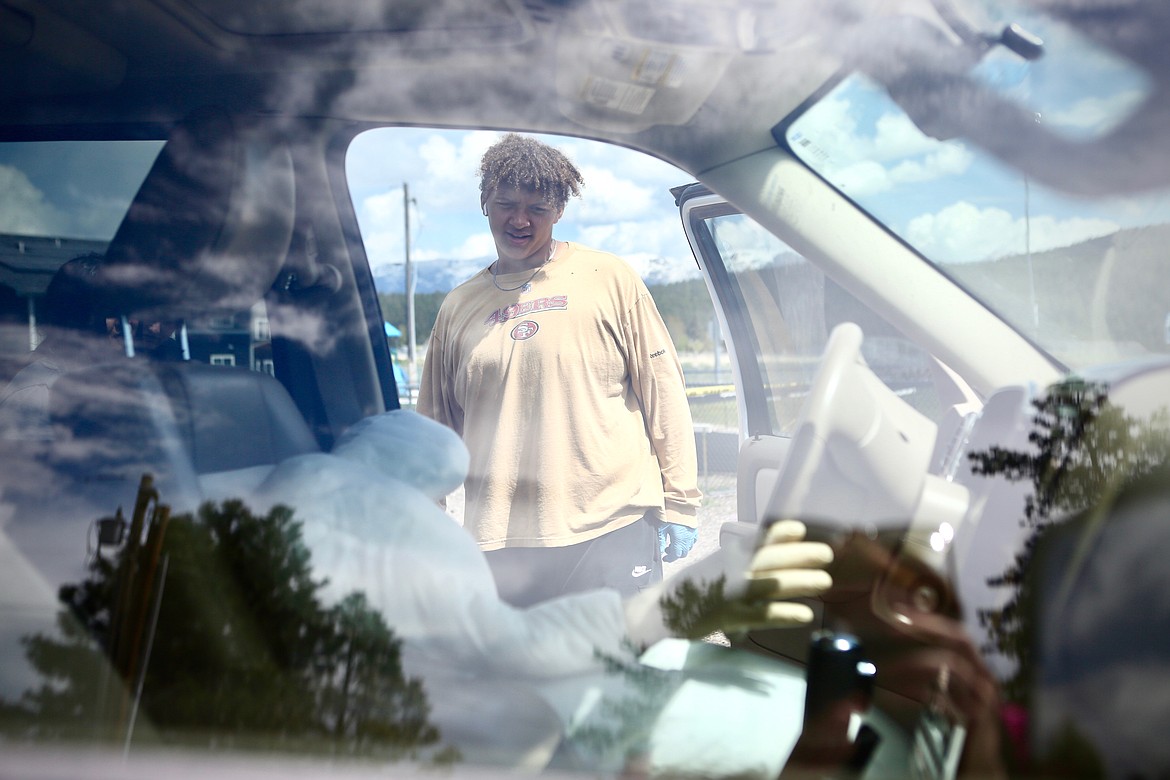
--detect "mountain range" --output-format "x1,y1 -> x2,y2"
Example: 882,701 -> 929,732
372,252 -> 703,294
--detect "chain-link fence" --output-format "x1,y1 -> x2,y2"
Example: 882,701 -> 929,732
686,367 -> 739,496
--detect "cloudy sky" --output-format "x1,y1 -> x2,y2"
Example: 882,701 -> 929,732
5,13 -> 1170,281
345,38 -> 1170,279
345,129 -> 700,281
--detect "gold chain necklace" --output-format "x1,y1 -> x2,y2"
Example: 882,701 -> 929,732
491,240 -> 557,293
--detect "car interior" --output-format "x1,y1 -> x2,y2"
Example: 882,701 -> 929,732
3,0 -> 1170,777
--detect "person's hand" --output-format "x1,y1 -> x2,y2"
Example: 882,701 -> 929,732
627,518 -> 834,643
723,518 -> 835,630
658,522 -> 699,561
814,530 -> 1007,778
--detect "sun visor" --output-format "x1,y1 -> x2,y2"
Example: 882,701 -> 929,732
0,0 -> 126,99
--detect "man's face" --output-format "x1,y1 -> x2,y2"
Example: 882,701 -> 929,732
482,184 -> 563,269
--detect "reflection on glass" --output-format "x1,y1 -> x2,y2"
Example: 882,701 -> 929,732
966,379 -> 1170,773
702,213 -> 939,433
2,476 -> 444,759
963,2 -> 1151,142
969,381 -> 1170,696
786,72 -> 1170,369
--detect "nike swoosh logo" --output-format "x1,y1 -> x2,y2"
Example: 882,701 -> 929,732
631,566 -> 652,578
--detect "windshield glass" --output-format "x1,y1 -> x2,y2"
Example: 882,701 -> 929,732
784,5 -> 1170,370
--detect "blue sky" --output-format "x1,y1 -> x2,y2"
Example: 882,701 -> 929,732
337,10 -> 1170,278
345,129 -> 700,281
4,15 -> 1169,279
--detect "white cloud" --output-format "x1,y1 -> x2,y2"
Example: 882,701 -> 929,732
0,165 -> 64,235
888,144 -> 974,184
576,216 -> 692,262
793,91 -> 973,197
872,110 -> 943,161
350,128 -> 695,270
795,94 -> 859,161
906,201 -> 1119,263
829,147 -> 974,198
573,165 -> 657,224
416,232 -> 495,262
417,130 -> 501,209
831,160 -> 894,197
1042,88 -> 1147,138
357,191 -> 406,269
347,128 -> 500,216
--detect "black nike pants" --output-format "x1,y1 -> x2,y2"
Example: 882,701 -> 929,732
484,514 -> 663,608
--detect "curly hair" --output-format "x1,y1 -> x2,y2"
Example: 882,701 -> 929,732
478,133 -> 583,211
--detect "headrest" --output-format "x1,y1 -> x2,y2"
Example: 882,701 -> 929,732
99,107 -> 295,320
153,362 -> 320,475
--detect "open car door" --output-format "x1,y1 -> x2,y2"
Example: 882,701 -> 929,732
673,183 -> 984,663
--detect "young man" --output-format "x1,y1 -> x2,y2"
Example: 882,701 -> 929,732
417,133 -> 702,606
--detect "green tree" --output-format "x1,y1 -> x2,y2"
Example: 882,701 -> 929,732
5,492 -> 441,759
648,279 -> 716,351
318,592 -> 437,752
968,379 -> 1170,704
377,279 -> 717,354
377,291 -> 448,347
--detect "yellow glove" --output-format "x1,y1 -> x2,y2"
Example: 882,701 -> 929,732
626,519 -> 834,643
723,519 -> 835,632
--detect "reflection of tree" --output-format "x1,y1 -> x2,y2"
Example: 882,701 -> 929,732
968,380 -> 1170,705
570,643 -> 675,765
659,576 -> 729,641
570,578 -> 738,770
3,481 -> 441,759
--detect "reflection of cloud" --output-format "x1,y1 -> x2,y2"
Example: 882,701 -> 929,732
797,95 -> 974,198
0,165 -> 65,235
1042,88 -> 1147,135
707,213 -> 796,271
69,191 -> 144,238
905,201 -> 1118,263
264,303 -> 344,357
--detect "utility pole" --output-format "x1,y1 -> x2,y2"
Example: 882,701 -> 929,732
403,183 -> 417,389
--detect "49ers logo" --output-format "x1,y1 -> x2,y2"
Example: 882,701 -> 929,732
484,295 -> 568,325
510,320 -> 539,340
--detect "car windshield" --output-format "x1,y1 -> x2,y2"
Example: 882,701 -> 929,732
783,1 -> 1170,370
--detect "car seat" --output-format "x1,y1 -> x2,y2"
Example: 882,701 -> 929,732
2,106 -> 318,584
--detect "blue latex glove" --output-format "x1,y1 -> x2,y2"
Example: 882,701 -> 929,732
658,522 -> 698,562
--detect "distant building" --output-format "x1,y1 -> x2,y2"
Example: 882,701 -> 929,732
0,233 -> 272,373
0,233 -> 107,353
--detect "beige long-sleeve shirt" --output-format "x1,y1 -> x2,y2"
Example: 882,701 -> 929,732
418,242 -> 701,550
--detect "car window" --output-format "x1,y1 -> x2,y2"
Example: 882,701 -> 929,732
684,202 -> 940,437
782,36 -> 1170,371
345,127 -> 739,515
0,140 -> 277,376
7,1 -> 1170,776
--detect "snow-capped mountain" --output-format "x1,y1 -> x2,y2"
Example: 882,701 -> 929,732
372,252 -> 703,294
